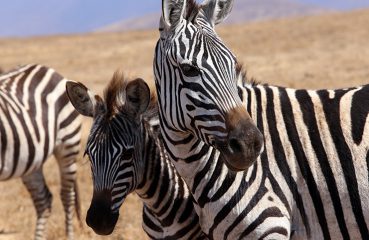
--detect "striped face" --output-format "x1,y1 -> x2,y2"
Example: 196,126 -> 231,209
66,75 -> 150,235
84,113 -> 138,235
155,0 -> 263,171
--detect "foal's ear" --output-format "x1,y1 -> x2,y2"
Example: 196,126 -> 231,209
201,0 -> 234,27
66,81 -> 105,117
125,78 -> 150,119
162,0 -> 187,28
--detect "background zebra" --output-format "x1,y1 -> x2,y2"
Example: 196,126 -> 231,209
66,71 -> 207,239
154,0 -> 369,239
0,64 -> 82,240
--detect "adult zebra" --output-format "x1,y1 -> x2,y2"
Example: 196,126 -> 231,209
66,72 -> 207,239
154,0 -> 369,239
0,64 -> 82,240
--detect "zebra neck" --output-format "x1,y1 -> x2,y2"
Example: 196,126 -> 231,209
135,128 -> 187,220
238,83 -> 261,120
159,124 -> 246,200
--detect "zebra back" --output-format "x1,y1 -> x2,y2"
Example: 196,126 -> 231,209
0,64 -> 82,239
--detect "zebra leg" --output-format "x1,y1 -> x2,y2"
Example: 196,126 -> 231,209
22,169 -> 53,240
54,144 -> 80,240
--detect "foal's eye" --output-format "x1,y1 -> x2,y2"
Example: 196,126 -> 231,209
121,148 -> 134,160
180,63 -> 200,77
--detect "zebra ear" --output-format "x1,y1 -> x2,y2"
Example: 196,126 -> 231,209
66,81 -> 105,118
162,0 -> 187,28
201,0 -> 234,27
124,78 -> 150,120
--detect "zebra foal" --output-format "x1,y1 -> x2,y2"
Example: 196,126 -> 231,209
154,0 -> 369,239
0,64 -> 82,239
66,71 -> 206,239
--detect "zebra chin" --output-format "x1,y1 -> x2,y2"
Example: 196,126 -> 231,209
218,148 -> 261,172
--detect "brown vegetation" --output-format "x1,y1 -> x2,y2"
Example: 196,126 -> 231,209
0,8 -> 369,240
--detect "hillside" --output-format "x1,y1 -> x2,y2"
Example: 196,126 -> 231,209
97,0 -> 328,32
0,8 -> 369,240
226,0 -> 327,23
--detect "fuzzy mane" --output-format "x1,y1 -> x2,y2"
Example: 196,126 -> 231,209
236,62 -> 259,87
103,70 -> 127,118
185,0 -> 200,22
103,70 -> 158,120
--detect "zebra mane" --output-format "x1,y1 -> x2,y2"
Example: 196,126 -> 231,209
185,0 -> 200,23
236,62 -> 259,87
103,70 -> 128,118
103,70 -> 158,120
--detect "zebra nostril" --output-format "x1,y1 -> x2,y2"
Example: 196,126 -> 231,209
229,138 -> 242,154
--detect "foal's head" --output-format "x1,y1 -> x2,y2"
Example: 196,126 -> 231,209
66,71 -> 151,235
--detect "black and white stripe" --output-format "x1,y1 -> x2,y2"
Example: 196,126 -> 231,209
230,78 -> 369,239
66,73 -> 206,239
0,64 -> 82,240
154,0 -> 369,239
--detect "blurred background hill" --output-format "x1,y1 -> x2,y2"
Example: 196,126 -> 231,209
97,0 -> 330,32
1,1 -> 369,240
0,0 -> 369,37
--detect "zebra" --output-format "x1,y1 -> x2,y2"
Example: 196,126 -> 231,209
65,71 -> 207,239
0,64 -> 82,240
154,0 -> 369,239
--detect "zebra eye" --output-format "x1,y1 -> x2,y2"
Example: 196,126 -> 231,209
121,148 -> 134,160
180,63 -> 200,77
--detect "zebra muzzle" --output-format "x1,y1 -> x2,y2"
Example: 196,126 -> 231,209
86,190 -> 119,235
218,109 -> 264,171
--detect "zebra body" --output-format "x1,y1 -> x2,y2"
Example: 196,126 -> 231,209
158,78 -> 369,240
66,73 -> 206,239
0,64 -> 82,239
154,0 -> 369,239
237,82 -> 369,239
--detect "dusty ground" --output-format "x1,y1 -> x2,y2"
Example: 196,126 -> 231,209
0,8 -> 369,240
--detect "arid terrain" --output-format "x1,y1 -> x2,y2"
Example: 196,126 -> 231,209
0,8 -> 369,240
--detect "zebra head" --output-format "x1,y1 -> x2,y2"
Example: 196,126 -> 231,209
155,0 -> 264,171
66,72 -> 150,235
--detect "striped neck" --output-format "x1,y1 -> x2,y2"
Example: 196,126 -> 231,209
135,121 -> 192,223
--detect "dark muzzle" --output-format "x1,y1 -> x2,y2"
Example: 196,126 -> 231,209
86,190 -> 119,235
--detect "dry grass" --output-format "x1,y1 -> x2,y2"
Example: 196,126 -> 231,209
0,8 -> 369,240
